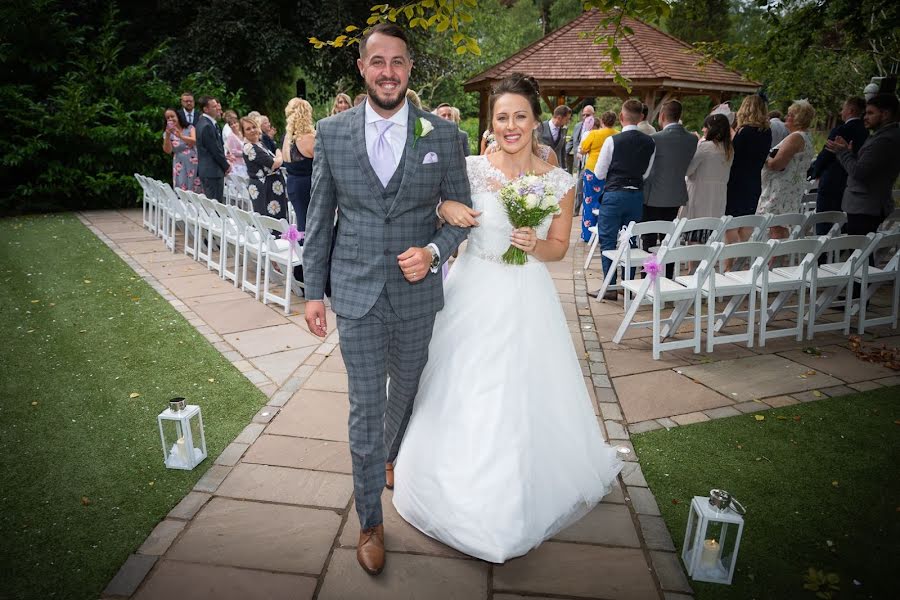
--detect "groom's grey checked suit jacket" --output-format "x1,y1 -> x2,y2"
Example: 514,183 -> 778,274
303,102 -> 471,316
303,101 -> 472,530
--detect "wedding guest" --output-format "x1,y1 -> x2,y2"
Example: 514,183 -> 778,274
331,92 -> 352,116
682,114 -> 734,231
537,105 -> 572,167
405,88 -> 422,109
162,108 -> 202,192
259,115 -> 277,153
756,100 -> 816,239
809,96 -> 868,233
725,94 -> 772,245
177,92 -> 198,126
435,103 -> 469,156
282,98 -> 315,234
768,110 -> 789,147
636,103 -> 656,134
568,104 -> 594,175
223,110 -> 247,180
353,93 -> 367,107
642,100 -> 698,251
195,96 -> 229,201
578,111 -> 617,241
241,117 -> 287,219
480,127 -> 495,154
592,99 -> 656,298
826,93 -> 900,235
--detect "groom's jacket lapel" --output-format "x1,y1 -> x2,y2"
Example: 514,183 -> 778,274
386,105 -> 423,218
349,105 -> 390,213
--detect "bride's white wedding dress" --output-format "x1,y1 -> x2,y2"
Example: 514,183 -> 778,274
392,155 -> 623,563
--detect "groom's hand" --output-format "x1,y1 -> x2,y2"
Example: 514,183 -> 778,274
398,247 -> 431,283
304,300 -> 328,337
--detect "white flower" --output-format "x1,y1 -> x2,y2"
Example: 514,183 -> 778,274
419,117 -> 434,137
248,185 -> 259,200
256,169 -> 264,179
525,193 -> 541,208
267,201 -> 280,215
272,180 -> 284,195
245,145 -> 256,161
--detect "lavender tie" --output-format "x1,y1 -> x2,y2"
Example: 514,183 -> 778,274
371,120 -> 396,187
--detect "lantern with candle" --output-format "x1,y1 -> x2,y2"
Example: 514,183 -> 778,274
157,398 -> 207,470
681,489 -> 745,584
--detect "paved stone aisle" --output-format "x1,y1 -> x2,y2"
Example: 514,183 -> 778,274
84,209 -> 690,600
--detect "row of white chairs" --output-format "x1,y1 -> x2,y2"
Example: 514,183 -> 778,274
611,230 -> 899,359
134,175 -> 304,315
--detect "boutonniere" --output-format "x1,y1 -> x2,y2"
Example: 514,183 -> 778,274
414,117 -> 434,148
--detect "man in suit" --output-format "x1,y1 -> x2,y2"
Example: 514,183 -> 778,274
195,96 -> 228,201
641,100 -> 698,255
827,93 -> 900,235
302,23 -> 471,576
809,97 -> 869,234
176,92 -> 198,126
567,104 -> 595,174
435,103 -> 470,156
537,105 -> 572,167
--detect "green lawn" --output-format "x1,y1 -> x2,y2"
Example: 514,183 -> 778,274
0,214 -> 268,599
632,388 -> 900,600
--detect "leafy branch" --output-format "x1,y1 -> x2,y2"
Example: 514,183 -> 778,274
309,0 -> 481,57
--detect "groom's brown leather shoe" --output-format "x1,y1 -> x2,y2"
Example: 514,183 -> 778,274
357,524 -> 385,576
385,462 -> 394,490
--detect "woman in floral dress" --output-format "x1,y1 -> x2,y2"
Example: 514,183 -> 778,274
162,109 -> 202,192
240,117 -> 287,219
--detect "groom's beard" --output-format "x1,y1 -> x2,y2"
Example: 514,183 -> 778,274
366,78 -> 407,112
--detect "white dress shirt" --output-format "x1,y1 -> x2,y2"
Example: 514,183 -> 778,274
592,124 -> 656,185
547,120 -> 560,143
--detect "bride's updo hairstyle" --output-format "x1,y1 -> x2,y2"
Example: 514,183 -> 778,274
489,73 -> 542,122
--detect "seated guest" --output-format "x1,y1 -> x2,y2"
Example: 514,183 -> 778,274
592,99 -> 656,299
162,108 -> 202,192
331,93 -> 352,116
241,117 -> 287,220
682,114 -> 734,232
578,111 -> 617,241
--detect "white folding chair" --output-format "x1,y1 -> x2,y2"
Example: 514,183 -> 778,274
595,219 -> 682,306
757,238 -> 825,345
693,241 -> 778,352
136,174 -> 158,234
800,192 -> 818,213
853,232 -> 900,333
765,213 -> 807,240
175,189 -> 201,259
614,243 -> 723,360
722,214 -> 772,243
675,216 -> 731,245
154,181 -> 185,253
254,214 -> 303,315
233,208 -> 266,297
798,211 -> 847,239
805,234 -> 880,338
195,195 -> 225,273
584,208 -> 601,263
208,200 -> 243,284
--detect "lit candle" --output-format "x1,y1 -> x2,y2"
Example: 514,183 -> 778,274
700,538 -> 719,569
176,437 -> 189,465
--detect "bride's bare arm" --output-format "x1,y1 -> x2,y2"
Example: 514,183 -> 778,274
438,200 -> 482,227
511,188 -> 574,262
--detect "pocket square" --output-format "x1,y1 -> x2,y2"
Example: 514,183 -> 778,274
422,152 -> 438,164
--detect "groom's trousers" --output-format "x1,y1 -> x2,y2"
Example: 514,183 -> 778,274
336,290 -> 435,530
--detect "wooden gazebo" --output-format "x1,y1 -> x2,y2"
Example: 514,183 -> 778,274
464,10 -> 760,136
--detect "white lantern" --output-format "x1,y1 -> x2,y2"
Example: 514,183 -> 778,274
682,490 -> 746,585
157,398 -> 207,470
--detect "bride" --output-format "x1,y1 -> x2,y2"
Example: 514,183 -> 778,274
392,73 -> 623,563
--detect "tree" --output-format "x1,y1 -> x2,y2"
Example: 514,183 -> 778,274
667,0 -> 731,44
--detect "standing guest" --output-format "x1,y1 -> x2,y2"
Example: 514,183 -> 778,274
282,98 -> 316,234
177,92 -> 198,126
480,127 -> 495,154
756,100 -> 816,239
241,117 -> 287,219
809,97 -> 869,233
537,105 -> 572,167
162,108 -> 202,192
578,111 -> 617,241
353,93 -> 368,107
725,94 -> 772,239
641,100 -> 698,251
567,104 -> 595,175
223,110 -> 247,180
768,110 -> 789,147
682,114 -> 734,227
592,99 -> 656,299
826,93 -> 900,235
258,115 -> 277,153
435,103 -> 470,156
331,92 -> 352,115
636,103 -> 656,135
195,96 -> 229,201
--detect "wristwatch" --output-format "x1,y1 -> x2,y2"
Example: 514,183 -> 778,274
427,245 -> 440,270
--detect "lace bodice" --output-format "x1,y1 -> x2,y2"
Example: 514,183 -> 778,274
464,155 -> 575,263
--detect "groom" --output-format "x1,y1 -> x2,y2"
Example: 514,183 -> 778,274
302,23 -> 472,576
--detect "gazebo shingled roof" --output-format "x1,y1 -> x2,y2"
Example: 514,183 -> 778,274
464,9 -> 760,135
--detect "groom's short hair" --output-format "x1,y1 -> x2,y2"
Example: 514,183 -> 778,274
359,23 -> 410,58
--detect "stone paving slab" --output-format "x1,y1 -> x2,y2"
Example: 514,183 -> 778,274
266,389 -> 350,442
167,497 -> 340,574
223,323 -> 321,358
551,502 -> 641,547
250,347 -> 317,386
614,370 -> 733,423
317,549 -> 488,600
603,338 -> 690,377
493,541 -> 658,600
132,560 -> 317,600
778,344 -> 896,383
158,273 -> 242,298
244,434 -> 353,474
215,463 -> 353,509
190,297 -> 289,334
677,354 -> 844,403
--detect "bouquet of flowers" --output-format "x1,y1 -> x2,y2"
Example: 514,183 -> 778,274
499,173 -> 560,265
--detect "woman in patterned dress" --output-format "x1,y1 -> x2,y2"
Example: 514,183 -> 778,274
240,117 -> 287,220
578,111 -> 617,241
161,109 -> 202,192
